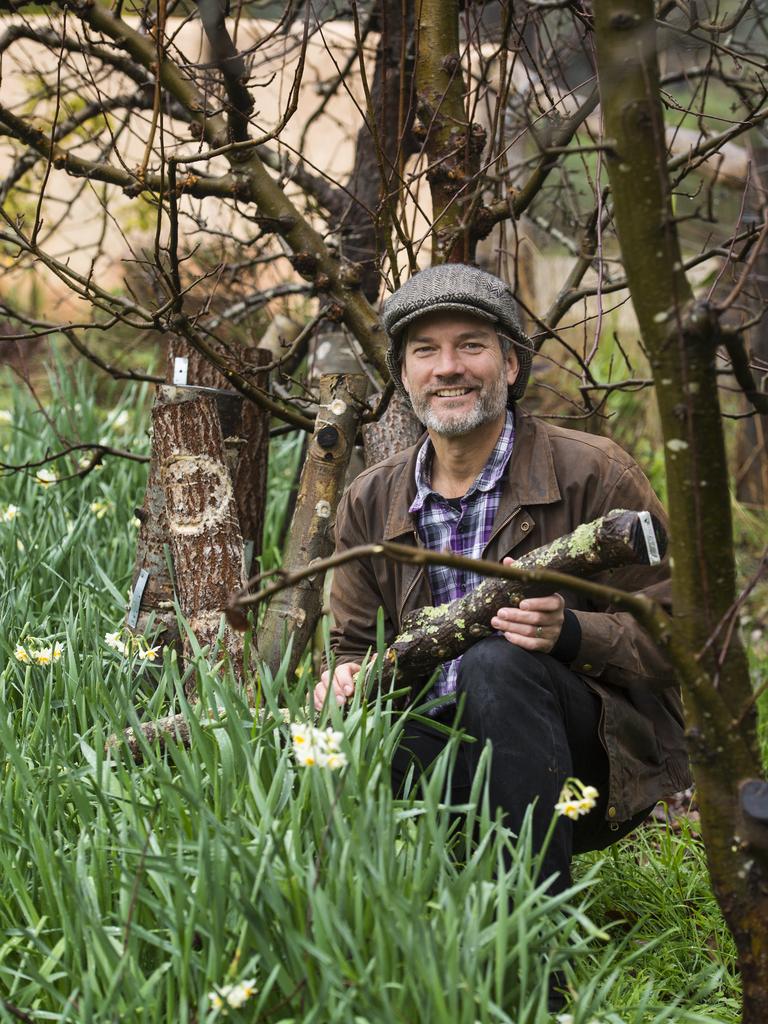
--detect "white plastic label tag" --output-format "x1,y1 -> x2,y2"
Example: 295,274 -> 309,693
637,511 -> 661,565
127,568 -> 150,627
173,357 -> 189,386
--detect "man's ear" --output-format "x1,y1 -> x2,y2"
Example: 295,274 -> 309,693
505,346 -> 520,387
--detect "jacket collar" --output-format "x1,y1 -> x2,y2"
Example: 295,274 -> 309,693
381,408 -> 561,542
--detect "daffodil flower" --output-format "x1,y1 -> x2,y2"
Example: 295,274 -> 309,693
290,722 -> 347,771
209,978 -> 258,1010
35,468 -> 57,488
555,778 -> 598,819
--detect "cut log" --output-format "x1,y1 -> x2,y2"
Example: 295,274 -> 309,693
256,373 -> 368,677
166,338 -> 270,568
379,508 -> 667,686
128,339 -> 268,643
154,388 -> 247,697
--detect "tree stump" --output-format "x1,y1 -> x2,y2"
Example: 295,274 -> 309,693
154,388 -> 247,698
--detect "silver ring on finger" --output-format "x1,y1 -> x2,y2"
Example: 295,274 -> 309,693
536,625 -> 543,638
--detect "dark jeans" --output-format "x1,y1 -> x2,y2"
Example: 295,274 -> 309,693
391,636 -> 651,894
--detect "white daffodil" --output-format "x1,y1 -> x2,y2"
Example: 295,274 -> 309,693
209,978 -> 257,1010
321,728 -> 344,752
0,409 -> 12,426
556,779 -> 599,819
325,752 -> 348,770
555,800 -> 582,821
1,504 -> 19,523
138,645 -> 160,662
14,644 -> 30,663
291,722 -> 347,771
34,647 -> 53,666
290,723 -> 311,746
35,468 -> 58,487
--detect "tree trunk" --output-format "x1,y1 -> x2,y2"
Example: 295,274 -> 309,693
129,339 -> 268,641
735,142 -> 768,507
314,0 -> 422,463
594,5 -> 768,1019
258,373 -> 368,679
415,0 -> 486,263
362,390 -> 424,467
154,387 -> 247,698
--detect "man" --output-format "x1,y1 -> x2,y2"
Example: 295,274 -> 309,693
315,264 -> 690,902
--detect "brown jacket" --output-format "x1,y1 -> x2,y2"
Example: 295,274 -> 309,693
330,410 -> 691,822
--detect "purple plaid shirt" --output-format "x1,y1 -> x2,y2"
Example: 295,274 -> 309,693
410,410 -> 515,705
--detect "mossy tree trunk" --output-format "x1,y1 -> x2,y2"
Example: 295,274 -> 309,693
594,4 -> 768,1018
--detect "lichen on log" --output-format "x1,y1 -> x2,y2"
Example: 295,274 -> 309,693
380,508 -> 666,686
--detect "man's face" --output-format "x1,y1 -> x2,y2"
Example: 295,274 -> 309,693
400,312 -> 519,437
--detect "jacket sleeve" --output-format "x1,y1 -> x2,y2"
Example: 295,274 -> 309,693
328,487 -> 392,666
568,462 -> 676,690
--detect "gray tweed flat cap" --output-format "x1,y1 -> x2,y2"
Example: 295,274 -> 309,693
381,264 -> 533,403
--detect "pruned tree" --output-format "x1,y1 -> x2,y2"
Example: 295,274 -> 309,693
1,0 -> 768,1016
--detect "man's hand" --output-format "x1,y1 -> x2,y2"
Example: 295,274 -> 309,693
314,661 -> 362,711
490,558 -> 565,652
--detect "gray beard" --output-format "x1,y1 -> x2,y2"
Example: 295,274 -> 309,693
409,375 -> 508,437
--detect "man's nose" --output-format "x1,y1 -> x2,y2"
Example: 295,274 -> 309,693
433,347 -> 463,377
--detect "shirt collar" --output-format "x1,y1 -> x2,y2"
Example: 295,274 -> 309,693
409,409 -> 515,513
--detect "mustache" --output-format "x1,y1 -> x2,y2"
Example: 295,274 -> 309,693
426,378 -> 478,394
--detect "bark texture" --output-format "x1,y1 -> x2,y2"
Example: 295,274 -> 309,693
129,340 -> 268,642
154,388 -> 247,696
129,439 -> 177,645
257,374 -> 368,678
594,5 -> 768,1019
735,142 -> 768,506
382,509 -> 664,684
362,390 -> 425,467
414,0 -> 485,262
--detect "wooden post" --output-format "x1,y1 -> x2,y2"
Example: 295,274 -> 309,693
258,373 -> 368,678
128,339 -> 269,646
154,388 -> 247,698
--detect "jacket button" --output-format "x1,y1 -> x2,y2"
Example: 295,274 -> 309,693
607,806 -> 617,818
581,663 -> 592,672
520,521 -> 530,532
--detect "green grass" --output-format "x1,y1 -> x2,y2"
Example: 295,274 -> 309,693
0,359 -> 746,1022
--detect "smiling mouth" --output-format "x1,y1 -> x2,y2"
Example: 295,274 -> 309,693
431,387 -> 474,398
